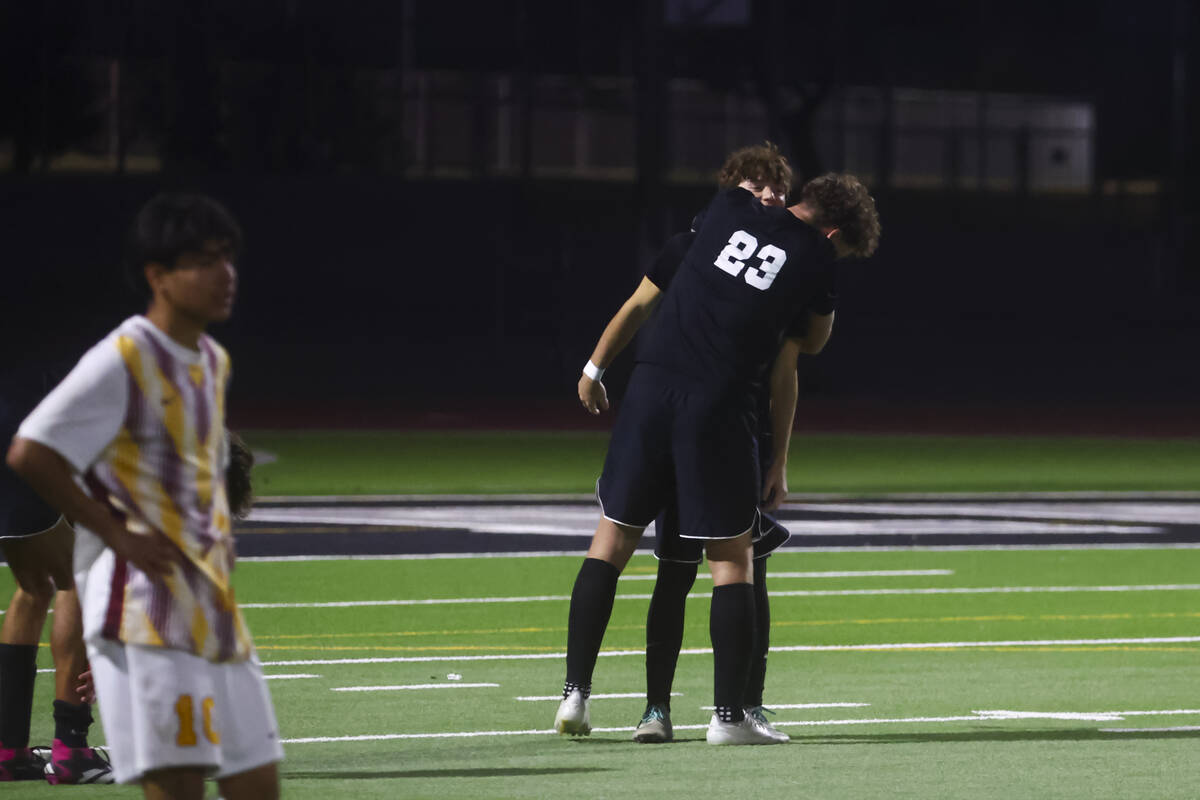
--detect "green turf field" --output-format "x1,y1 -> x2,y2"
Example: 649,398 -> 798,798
242,430 -> 1200,495
6,548 -> 1200,799
4,429 -> 1200,798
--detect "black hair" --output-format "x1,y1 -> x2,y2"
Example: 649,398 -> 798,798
225,430 -> 255,519
123,193 -> 242,297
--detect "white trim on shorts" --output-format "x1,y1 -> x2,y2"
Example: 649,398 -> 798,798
0,514 -> 65,541
594,478 -> 651,531
678,508 -> 760,541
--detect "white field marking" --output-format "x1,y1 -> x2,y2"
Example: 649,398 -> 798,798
515,692 -> 682,701
276,706 -> 1200,743
250,449 -> 278,465
256,491 -> 1200,504
765,583 -> 1200,599
973,710 -> 1123,721
247,505 -> 604,537
258,636 -> 1200,667
331,683 -> 499,692
795,501 -> 1200,526
1101,726 -> 1200,733
975,709 -> 1200,722
263,673 -> 322,680
772,543 -> 1200,553
768,636 -> 1200,653
276,716 -> 984,743
620,570 -> 954,581
238,550 -> 652,563
231,543 -> 1200,563
238,583 -> 1200,610
246,504 -> 1165,537
702,703 -> 871,710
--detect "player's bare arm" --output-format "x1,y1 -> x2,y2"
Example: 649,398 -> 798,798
578,276 -> 663,414
6,438 -> 176,575
797,311 -> 835,355
761,337 -> 804,511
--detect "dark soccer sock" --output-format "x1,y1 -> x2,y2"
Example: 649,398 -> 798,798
52,700 -> 93,748
0,643 -> 39,749
564,558 -> 621,695
710,582 -> 755,723
744,558 -> 771,708
645,560 -> 698,709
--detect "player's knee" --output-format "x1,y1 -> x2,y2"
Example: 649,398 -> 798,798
219,763 -> 279,800
588,518 -> 644,568
9,571 -> 56,608
705,536 -> 753,585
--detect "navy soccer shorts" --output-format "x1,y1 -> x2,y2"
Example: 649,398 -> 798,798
597,364 -> 760,542
655,501 -> 791,564
0,373 -> 61,540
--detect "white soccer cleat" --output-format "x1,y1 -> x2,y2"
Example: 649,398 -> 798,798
746,706 -> 791,743
632,704 -> 673,743
554,689 -> 591,736
706,713 -> 785,745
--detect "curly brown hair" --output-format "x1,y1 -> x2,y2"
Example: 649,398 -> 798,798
226,430 -> 255,519
716,141 -> 793,194
798,173 -> 881,258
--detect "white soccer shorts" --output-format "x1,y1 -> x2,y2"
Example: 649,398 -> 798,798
87,639 -> 284,784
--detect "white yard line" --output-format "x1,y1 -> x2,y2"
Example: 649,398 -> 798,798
246,504 -> 1166,537
259,636 -> 1200,667
239,583 -> 1200,609
515,692 -> 682,701
331,683 -> 499,692
231,543 -> 1200,563
795,502 -> 1200,526
264,673 -> 322,680
620,570 -> 954,581
1100,726 -> 1200,733
976,709 -> 1200,722
257,491 -> 1200,504
280,707 -> 1200,743
974,710 -> 1123,721
702,703 -> 871,710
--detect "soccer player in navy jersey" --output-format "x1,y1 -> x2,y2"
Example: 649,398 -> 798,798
556,170 -> 879,744
629,147 -> 841,744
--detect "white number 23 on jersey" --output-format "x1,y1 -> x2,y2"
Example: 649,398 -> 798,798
713,230 -> 787,290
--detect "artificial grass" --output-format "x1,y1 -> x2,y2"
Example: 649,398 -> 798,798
241,430 -> 1200,496
6,548 -> 1200,799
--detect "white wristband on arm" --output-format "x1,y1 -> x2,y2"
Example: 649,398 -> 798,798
583,360 -> 605,381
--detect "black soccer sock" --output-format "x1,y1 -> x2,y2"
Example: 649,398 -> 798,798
744,558 -> 771,708
52,700 -> 93,748
564,558 -> 621,693
0,643 -> 39,749
645,560 -> 698,709
710,582 -> 755,723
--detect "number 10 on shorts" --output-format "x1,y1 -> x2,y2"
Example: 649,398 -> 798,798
175,694 -> 221,746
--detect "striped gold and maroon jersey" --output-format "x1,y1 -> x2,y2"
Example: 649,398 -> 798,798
19,316 -> 253,662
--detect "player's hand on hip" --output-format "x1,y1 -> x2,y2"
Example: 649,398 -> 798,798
761,464 -> 788,511
106,527 -> 178,576
578,375 -> 610,415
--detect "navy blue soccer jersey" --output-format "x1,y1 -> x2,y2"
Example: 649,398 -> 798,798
637,187 -> 836,397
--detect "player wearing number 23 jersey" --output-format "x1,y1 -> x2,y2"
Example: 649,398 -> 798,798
599,184 -> 846,542
561,172 -> 878,742
638,186 -> 835,401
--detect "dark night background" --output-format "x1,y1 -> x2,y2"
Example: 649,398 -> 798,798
1,0 -> 1196,434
